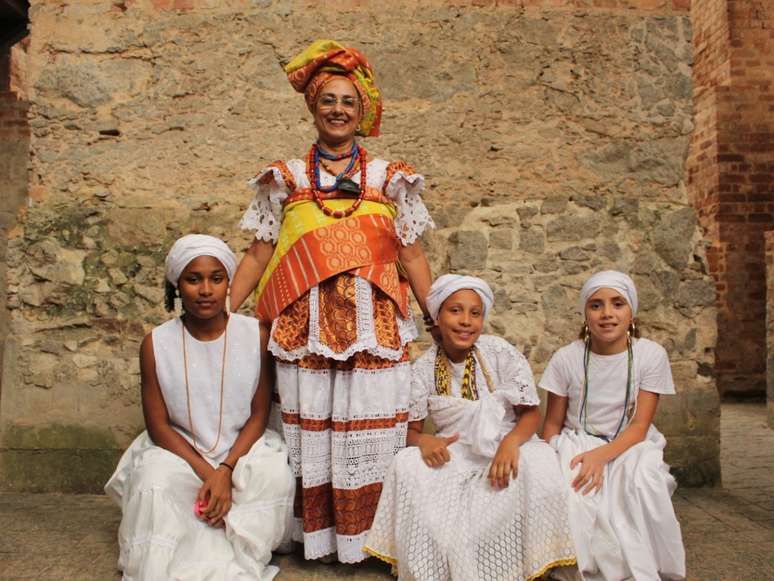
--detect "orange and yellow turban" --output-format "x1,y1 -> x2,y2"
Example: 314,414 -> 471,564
285,39 -> 382,138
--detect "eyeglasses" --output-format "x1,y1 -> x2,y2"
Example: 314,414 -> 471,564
317,94 -> 360,112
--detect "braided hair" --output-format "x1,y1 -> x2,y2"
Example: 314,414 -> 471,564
164,280 -> 177,313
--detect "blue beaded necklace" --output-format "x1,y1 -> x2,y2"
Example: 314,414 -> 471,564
314,142 -> 359,193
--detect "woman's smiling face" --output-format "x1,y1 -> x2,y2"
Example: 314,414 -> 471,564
313,77 -> 362,146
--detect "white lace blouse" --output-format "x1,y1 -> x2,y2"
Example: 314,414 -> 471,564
239,158 -> 435,362
239,158 -> 434,245
409,335 -> 541,423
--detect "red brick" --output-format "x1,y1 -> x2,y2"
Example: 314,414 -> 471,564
716,214 -> 746,222
718,153 -> 745,162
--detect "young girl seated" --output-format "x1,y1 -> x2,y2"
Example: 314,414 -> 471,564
365,274 -> 576,581
105,234 -> 294,581
540,270 -> 686,581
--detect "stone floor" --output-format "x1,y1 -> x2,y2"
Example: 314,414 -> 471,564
1,402 -> 773,580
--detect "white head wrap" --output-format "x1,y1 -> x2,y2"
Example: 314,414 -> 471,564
579,270 -> 638,317
164,234 -> 237,287
426,274 -> 495,321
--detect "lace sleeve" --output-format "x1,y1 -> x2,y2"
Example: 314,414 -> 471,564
483,336 -> 540,407
409,347 -> 436,421
384,161 -> 435,246
238,161 -> 295,243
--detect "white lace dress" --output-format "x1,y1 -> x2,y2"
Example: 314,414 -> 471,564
365,335 -> 577,580
238,156 -> 435,563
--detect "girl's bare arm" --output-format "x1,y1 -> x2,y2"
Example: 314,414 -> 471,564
541,392 -> 569,442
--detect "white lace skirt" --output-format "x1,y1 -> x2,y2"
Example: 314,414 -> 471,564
365,439 -> 577,581
276,357 -> 412,564
105,431 -> 294,581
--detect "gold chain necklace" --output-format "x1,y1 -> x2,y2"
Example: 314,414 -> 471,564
181,316 -> 228,455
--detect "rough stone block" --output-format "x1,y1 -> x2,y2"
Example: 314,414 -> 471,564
448,231 -> 488,271
546,214 -> 602,242
519,228 -> 545,255
489,229 -> 513,250
653,207 -> 698,270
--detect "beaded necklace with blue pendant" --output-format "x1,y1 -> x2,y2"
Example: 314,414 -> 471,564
578,337 -> 634,441
306,142 -> 368,219
314,141 -> 358,192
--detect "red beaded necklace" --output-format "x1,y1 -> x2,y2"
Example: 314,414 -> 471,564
306,143 -> 368,219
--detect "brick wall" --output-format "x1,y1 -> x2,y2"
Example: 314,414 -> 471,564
692,0 -> 731,88
767,230 -> 774,427
688,0 -> 774,396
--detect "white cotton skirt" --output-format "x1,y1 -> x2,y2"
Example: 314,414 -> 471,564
365,439 -> 577,581
105,431 -> 294,581
552,429 -> 686,581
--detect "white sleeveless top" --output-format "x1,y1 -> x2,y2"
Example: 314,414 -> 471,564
152,313 -> 262,463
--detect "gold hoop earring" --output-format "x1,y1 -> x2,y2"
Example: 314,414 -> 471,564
582,323 -> 590,343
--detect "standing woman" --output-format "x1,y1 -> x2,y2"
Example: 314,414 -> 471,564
105,234 -> 294,581
540,270 -> 686,581
231,40 -> 434,563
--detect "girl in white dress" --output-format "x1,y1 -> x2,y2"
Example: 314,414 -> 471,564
540,270 -> 686,581
365,274 -> 576,581
105,234 -> 294,581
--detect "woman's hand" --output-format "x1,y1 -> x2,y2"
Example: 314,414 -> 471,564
570,446 -> 610,495
418,433 -> 459,468
488,434 -> 520,489
196,465 -> 233,527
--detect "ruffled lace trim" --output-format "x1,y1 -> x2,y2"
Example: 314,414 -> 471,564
336,531 -> 372,564
239,159 -> 434,247
240,166 -> 290,243
477,335 -> 540,406
386,171 -> 435,246
408,405 -> 429,423
293,526 -> 371,563
268,277 -> 418,362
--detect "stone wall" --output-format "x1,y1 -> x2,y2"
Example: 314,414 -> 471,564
0,44 -> 30,422
688,0 -> 774,397
0,0 -> 720,491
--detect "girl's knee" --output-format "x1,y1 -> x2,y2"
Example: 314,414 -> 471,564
130,451 -> 194,492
